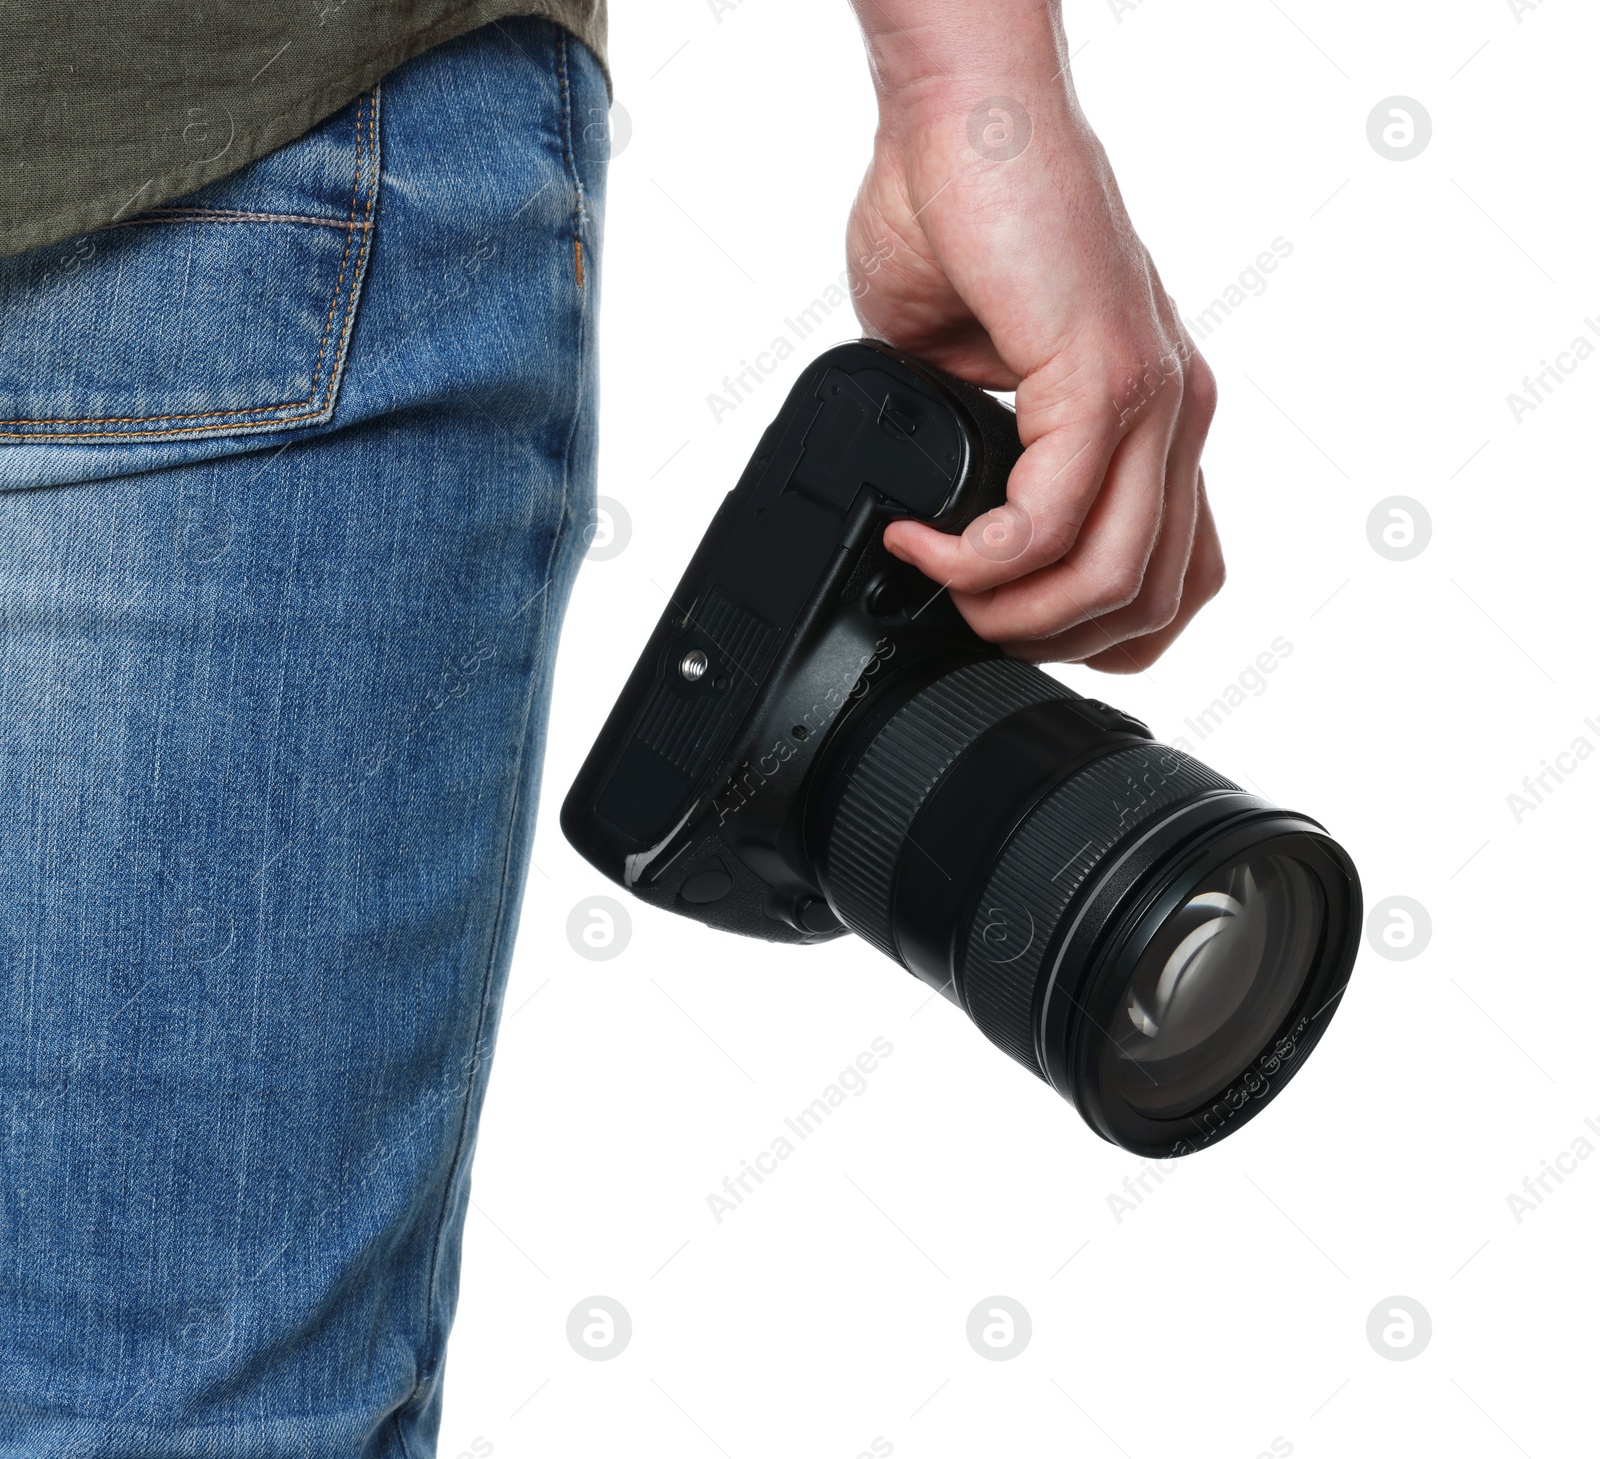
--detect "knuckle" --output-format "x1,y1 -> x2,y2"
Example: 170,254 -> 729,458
1108,359 -> 1166,424
1140,589 -> 1184,633
1097,564 -> 1146,613
1185,358 -> 1219,423
1032,514 -> 1085,560
1191,551 -> 1227,603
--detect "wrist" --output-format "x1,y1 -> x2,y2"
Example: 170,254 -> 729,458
856,3 -> 1072,119
864,50 -> 1099,182
868,72 -> 1108,220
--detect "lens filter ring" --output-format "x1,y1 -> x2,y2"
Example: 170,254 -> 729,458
1046,812 -> 1362,1157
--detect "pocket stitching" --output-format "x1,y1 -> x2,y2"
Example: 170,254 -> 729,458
0,87 -> 380,439
109,209 -> 375,231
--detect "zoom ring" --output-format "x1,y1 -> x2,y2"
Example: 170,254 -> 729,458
960,746 -> 1240,1079
826,659 -> 1072,960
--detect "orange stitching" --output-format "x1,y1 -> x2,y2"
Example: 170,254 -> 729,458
0,88 -> 378,433
0,408 -> 328,443
327,96 -> 380,404
288,90 -> 367,421
556,35 -> 586,292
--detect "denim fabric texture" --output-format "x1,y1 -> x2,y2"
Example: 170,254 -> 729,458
0,17 -> 606,1455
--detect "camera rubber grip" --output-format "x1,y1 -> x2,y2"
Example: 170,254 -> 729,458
825,659 -> 1073,960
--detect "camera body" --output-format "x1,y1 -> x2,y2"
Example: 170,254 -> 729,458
565,340 -> 1361,1155
562,339 -> 1150,946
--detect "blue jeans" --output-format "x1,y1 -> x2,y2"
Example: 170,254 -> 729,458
0,19 -> 606,1455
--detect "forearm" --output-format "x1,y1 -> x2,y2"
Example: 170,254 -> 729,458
846,0 -> 1073,117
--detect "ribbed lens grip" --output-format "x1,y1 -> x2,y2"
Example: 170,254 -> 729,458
825,659 -> 1071,959
961,746 -> 1239,1078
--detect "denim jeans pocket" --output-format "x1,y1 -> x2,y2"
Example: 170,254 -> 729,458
0,87 -> 381,444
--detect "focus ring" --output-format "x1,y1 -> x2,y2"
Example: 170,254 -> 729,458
961,746 -> 1240,1079
826,659 -> 1071,960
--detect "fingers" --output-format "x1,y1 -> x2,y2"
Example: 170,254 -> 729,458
1005,357 -> 1218,666
1066,480 -> 1224,675
1009,473 -> 1195,669
947,408 -> 1176,642
864,270 -> 1222,666
882,392 -> 1123,592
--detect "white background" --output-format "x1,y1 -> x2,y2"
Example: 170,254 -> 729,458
442,2 -> 1599,1455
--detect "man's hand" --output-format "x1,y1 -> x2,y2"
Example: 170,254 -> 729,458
844,2 -> 1222,672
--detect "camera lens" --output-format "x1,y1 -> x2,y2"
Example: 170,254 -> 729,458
1108,854 -> 1323,1117
813,658 -> 1360,1156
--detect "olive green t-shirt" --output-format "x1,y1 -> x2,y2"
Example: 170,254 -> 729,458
0,1 -> 607,260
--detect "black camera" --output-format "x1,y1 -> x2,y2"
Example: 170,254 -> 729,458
562,341 -> 1361,1156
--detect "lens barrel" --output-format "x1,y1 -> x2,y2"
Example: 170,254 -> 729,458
814,658 -> 1360,1156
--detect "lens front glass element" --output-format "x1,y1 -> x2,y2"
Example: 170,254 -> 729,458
1108,854 -> 1325,1118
